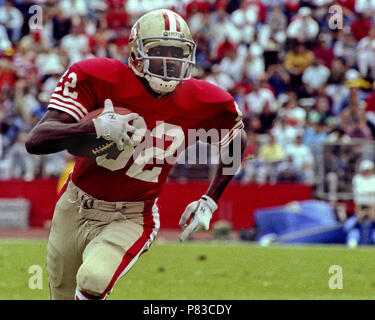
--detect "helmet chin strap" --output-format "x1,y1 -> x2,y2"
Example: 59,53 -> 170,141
145,74 -> 179,94
129,59 -> 180,94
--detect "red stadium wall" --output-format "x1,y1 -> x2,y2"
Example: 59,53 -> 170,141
0,180 -> 313,229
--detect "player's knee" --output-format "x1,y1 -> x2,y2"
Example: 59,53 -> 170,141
76,264 -> 110,297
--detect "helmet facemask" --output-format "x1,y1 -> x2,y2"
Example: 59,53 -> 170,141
128,9 -> 197,94
131,37 -> 196,94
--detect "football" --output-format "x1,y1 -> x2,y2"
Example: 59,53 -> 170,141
67,107 -> 135,159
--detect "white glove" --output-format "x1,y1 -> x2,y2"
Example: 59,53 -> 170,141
179,195 -> 218,241
93,99 -> 139,151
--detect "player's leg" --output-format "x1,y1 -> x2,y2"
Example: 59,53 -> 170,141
75,206 -> 159,299
46,182 -> 86,300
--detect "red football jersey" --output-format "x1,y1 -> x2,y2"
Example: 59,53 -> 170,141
48,58 -> 243,201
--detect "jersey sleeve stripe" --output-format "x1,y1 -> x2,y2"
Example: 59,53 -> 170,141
48,103 -> 82,122
51,93 -> 89,115
213,120 -> 244,147
49,98 -> 85,118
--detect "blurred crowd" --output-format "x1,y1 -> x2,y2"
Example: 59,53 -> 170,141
0,0 -> 375,186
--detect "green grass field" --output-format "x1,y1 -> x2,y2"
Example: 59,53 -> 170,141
0,239 -> 374,300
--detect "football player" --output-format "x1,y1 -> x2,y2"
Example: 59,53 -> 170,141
26,9 -> 246,300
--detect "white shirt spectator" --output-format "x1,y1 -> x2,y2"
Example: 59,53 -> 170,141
0,4 -> 23,30
126,0 -> 177,15
0,133 -> 3,159
211,11 -> 242,45
357,30 -> 375,78
205,65 -> 235,91
59,0 -> 89,17
278,100 -> 307,128
61,33 -> 89,65
0,24 -> 11,51
355,0 -> 375,14
271,119 -> 299,147
286,8 -> 319,41
353,174 -> 375,205
353,160 -> 375,205
245,42 -> 265,80
231,2 -> 257,42
285,138 -> 314,171
245,55 -> 265,81
302,62 -> 330,89
231,3 -> 258,26
219,50 -> 246,82
245,86 -> 277,114
35,51 -> 64,77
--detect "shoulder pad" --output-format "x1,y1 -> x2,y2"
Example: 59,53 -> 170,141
73,57 -> 129,84
184,78 -> 233,104
172,78 -> 235,119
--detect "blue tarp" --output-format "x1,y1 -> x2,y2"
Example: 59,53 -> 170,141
255,200 -> 346,244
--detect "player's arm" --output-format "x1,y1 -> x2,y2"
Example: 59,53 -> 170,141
25,108 -> 96,155
179,129 -> 247,241
26,99 -> 139,155
205,128 -> 247,202
26,61 -> 138,155
179,98 -> 246,241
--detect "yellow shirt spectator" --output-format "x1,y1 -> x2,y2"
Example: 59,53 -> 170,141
258,136 -> 285,163
284,44 -> 314,74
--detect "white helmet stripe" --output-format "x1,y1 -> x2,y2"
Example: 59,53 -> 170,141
165,10 -> 177,32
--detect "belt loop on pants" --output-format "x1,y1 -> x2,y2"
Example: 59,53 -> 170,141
68,181 -> 155,214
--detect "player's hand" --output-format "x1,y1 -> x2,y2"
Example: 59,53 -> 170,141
179,195 -> 218,241
93,99 -> 139,150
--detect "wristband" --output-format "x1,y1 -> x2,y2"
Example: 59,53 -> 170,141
200,195 -> 218,213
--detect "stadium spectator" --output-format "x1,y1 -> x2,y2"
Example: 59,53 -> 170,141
106,0 -> 129,30
231,0 -> 256,43
263,5 -> 287,45
60,22 -> 90,64
245,78 -> 277,115
312,33 -> 334,68
210,5 -> 241,45
205,63 -> 235,91
52,9 -> 72,43
286,7 -> 320,43
356,26 -> 375,79
340,100 -> 373,139
303,120 -> 329,160
302,57 -> 331,96
0,0 -> 23,43
354,0 -> 375,15
345,159 -> 375,248
278,91 -> 306,129
0,23 -> 11,52
258,133 -> 285,163
265,64 -> 290,98
350,13 -> 372,41
307,95 -> 335,129
275,154 -> 304,182
3,131 -> 39,180
258,102 -> 277,134
284,134 -> 315,184
333,30 -> 357,68
284,42 -> 314,93
271,115 -> 299,148
218,46 -> 245,82
244,33 -> 265,81
353,159 -> 375,207
59,0 -> 89,18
